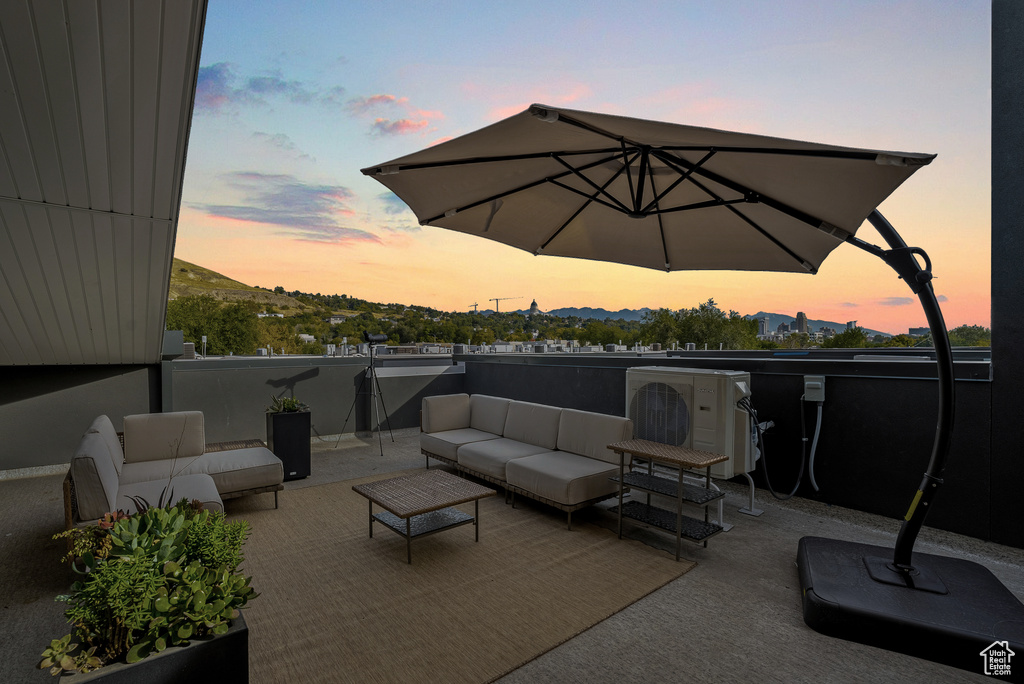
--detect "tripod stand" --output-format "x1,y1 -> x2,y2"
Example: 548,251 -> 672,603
338,341 -> 394,456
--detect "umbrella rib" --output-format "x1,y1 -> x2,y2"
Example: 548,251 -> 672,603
640,149 -> 717,215
653,149 -> 827,231
363,147 -> 627,174
676,170 -> 817,271
420,151 -> 635,223
645,162 -> 670,270
540,158 -> 635,252
551,153 -> 635,214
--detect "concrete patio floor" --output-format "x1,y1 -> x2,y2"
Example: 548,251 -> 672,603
3,427 -> 1022,682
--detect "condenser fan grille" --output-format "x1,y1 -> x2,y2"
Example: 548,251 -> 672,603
630,381 -> 690,446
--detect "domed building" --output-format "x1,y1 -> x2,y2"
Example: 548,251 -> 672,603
529,299 -> 539,316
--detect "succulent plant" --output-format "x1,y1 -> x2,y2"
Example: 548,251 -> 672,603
267,395 -> 309,413
41,500 -> 256,675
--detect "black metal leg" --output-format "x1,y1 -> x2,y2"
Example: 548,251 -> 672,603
475,500 -> 479,542
617,451 -> 624,539
406,517 -> 412,564
368,500 -> 373,538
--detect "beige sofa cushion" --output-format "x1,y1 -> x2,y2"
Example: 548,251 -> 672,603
119,447 -> 283,495
457,438 -> 555,481
421,428 -> 500,462
71,431 -> 121,520
421,394 -> 471,433
503,401 -> 561,449
469,395 -> 511,435
85,414 -> 125,475
556,409 -> 633,466
123,411 -> 205,464
116,473 -> 223,514
506,451 -> 620,506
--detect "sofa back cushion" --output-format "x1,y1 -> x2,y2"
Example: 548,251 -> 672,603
421,394 -> 471,433
503,401 -> 562,449
469,395 -> 511,435
71,432 -> 120,520
86,414 -> 125,475
123,411 -> 205,464
557,409 -> 634,466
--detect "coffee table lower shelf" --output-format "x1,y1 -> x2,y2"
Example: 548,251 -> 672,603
373,508 -> 475,538
611,500 -> 724,544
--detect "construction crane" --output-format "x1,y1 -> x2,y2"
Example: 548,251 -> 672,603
468,302 -> 479,312
490,296 -> 523,313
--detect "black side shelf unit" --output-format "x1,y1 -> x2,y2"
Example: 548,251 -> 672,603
607,441 -> 729,561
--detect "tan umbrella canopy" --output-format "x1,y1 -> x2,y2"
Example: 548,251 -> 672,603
361,104 -> 934,274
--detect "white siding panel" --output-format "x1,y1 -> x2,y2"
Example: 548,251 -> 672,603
151,3 -> 193,221
33,2 -> 91,209
90,214 -> 121,362
0,205 -> 38,363
50,208 -> 94,363
24,204 -> 78,363
66,1 -> 112,213
131,3 -> 161,219
70,211 -> 105,363
0,35 -> 32,198
0,201 -> 54,363
2,2 -> 66,205
145,221 -> 174,359
100,2 -> 133,217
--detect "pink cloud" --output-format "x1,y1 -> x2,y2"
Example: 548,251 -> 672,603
348,93 -> 444,135
348,94 -> 409,114
372,118 -> 429,135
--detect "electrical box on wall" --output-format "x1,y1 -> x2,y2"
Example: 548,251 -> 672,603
804,375 -> 826,402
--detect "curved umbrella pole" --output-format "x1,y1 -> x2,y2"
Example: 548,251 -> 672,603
848,209 -> 955,574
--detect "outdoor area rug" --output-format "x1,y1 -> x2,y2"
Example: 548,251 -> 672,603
228,470 -> 695,683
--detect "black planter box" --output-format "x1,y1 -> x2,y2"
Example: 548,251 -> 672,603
79,612 -> 248,683
266,411 -> 311,481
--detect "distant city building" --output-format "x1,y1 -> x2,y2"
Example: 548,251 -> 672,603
530,299 -> 539,315
777,322 -> 791,334
909,327 -> 929,337
759,317 -> 770,336
795,312 -> 808,334
846,320 -> 857,330
258,312 -> 284,318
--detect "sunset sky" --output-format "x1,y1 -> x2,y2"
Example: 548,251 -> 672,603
174,0 -> 991,334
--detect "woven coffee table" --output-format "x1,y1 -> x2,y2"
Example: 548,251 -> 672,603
352,469 -> 496,563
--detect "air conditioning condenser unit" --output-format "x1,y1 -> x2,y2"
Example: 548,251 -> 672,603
625,366 -> 753,479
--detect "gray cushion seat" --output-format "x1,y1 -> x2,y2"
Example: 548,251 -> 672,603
119,447 -> 284,495
420,428 -> 499,463
457,439 -> 556,481
505,451 -> 619,506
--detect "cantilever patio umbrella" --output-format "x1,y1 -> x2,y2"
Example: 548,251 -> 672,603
362,105 -> 1023,673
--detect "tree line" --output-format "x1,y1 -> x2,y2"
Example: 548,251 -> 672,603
166,293 -> 991,356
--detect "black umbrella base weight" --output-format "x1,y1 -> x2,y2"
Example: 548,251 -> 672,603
798,536 -> 1024,679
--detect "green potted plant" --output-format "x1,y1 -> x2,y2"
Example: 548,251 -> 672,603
266,395 -> 311,481
41,500 -> 256,681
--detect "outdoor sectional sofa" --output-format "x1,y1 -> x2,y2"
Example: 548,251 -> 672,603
64,411 -> 285,528
420,393 -> 633,528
